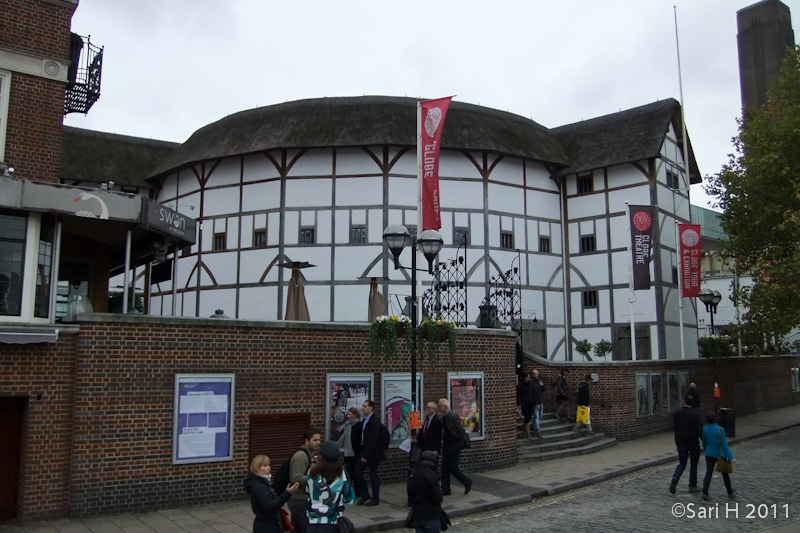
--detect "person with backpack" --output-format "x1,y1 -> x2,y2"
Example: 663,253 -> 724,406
244,454 -> 300,533
351,400 -> 387,506
287,427 -> 321,533
306,440 -> 355,533
438,397 -> 472,496
554,368 -> 571,421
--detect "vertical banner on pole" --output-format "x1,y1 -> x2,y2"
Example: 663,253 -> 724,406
678,224 -> 702,297
419,97 -> 452,231
629,205 -> 655,290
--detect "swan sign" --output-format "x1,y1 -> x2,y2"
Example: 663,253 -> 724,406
143,200 -> 197,243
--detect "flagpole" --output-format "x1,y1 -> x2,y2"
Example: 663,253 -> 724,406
674,6 -> 689,360
627,202 -> 637,361
676,221 -> 685,359
416,100 -> 423,328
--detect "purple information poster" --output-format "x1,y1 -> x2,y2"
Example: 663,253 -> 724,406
173,374 -> 234,464
447,372 -> 484,439
326,374 -> 373,442
382,373 -> 422,447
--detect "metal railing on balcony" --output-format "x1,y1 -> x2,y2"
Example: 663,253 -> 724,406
64,33 -> 103,115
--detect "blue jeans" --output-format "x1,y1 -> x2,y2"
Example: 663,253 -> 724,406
531,404 -> 543,433
672,444 -> 700,487
415,518 -> 441,533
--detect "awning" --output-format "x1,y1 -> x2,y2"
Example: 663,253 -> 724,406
0,329 -> 59,344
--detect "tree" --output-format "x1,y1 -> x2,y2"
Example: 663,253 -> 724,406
705,45 -> 800,339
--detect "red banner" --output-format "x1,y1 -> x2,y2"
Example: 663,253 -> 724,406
629,205 -> 655,290
678,224 -> 702,297
419,97 -> 452,231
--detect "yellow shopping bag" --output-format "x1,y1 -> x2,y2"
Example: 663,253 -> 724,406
576,405 -> 590,425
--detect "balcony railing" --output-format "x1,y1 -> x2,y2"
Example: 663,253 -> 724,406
64,33 -> 103,115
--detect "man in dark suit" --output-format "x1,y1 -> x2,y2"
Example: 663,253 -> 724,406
438,397 -> 472,496
352,399 -> 384,506
416,401 -> 443,455
669,393 -> 704,494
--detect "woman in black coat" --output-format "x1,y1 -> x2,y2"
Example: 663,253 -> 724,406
244,454 -> 299,533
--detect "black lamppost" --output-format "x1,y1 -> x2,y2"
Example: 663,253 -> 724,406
383,224 -> 443,439
698,288 -> 722,335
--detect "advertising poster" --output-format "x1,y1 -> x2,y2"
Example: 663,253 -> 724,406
172,374 -> 234,464
382,373 -> 422,446
629,205 -> 655,290
635,373 -> 650,417
448,372 -> 484,438
326,374 -> 372,442
679,371 -> 690,402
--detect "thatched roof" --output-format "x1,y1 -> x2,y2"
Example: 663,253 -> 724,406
550,98 -> 702,182
146,96 -> 572,179
61,126 -> 179,187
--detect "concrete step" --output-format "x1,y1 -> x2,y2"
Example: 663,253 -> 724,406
519,436 -> 618,462
519,432 -> 609,454
517,428 -> 585,444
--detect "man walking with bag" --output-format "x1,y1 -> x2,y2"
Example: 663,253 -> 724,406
669,393 -> 704,494
438,398 -> 472,496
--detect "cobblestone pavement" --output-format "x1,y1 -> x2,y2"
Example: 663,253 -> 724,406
388,426 -> 800,533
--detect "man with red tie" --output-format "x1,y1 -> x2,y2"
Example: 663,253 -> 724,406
416,401 -> 443,455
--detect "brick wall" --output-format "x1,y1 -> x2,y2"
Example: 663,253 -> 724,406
0,328 -> 78,521
3,318 -> 799,522
522,355 -> 800,441
67,316 -> 518,517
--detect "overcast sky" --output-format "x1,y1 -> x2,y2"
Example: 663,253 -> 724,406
64,0 -> 798,210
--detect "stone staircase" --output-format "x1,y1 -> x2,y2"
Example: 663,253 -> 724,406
516,412 -> 617,462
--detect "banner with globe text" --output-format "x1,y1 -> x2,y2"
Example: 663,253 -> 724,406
629,205 -> 655,290
678,223 -> 702,297
419,97 -> 452,231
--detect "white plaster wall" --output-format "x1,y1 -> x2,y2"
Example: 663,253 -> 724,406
470,213 -> 484,243
441,151 -> 483,179
209,158 -> 241,187
238,249 -> 280,284
337,148 -> 384,175
198,287 -> 237,318
608,185 -> 650,213
526,190 -> 561,221
570,255 -> 609,287
488,182 -> 524,214
334,284 -> 372,322
489,158 -> 524,186
179,167 -> 202,194
285,178 -> 332,208
203,187 -> 240,217
336,177 -> 382,207
608,164 -> 647,189
389,176 -> 416,208
239,286 -> 278,320
442,179 -> 482,210
568,193 -> 605,220
287,148 -> 334,176
242,154 -> 281,183
612,287 -> 657,323
242,181 -> 281,213
203,252 -> 237,286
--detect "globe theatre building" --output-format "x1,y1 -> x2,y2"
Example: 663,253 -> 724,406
144,96 -> 701,360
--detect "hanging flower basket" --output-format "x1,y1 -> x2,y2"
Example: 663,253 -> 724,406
418,317 -> 457,364
370,315 -> 411,361
698,334 -> 733,359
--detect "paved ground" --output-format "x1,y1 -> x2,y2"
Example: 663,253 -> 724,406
2,404 -> 799,533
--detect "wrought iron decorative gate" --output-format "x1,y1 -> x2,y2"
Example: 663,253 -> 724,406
482,264 -> 521,330
422,252 -> 468,327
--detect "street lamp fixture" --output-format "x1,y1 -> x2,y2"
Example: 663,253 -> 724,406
698,288 -> 722,335
383,224 -> 443,443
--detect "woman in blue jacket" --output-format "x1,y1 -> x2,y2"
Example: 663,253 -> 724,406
701,411 -> 737,501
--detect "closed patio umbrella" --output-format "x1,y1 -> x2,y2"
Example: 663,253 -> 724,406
368,277 -> 386,322
285,267 -> 310,321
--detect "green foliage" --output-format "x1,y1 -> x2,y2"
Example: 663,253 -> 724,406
369,315 -> 411,362
594,339 -> 613,359
418,317 -> 457,365
705,45 -> 800,339
575,339 -> 593,360
698,335 -> 733,359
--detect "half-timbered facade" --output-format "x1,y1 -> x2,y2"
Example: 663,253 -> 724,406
144,96 -> 701,360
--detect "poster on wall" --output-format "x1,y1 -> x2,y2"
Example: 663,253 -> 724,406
792,368 -> 798,392
172,374 -> 234,465
326,374 -> 373,442
650,373 -> 663,415
448,372 -> 484,439
382,373 -> 422,446
635,373 -> 650,417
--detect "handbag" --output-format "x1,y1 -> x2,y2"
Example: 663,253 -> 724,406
403,508 -> 415,528
438,506 -> 451,532
280,508 -> 294,532
714,427 -> 733,474
576,405 -> 590,425
337,516 -> 356,533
